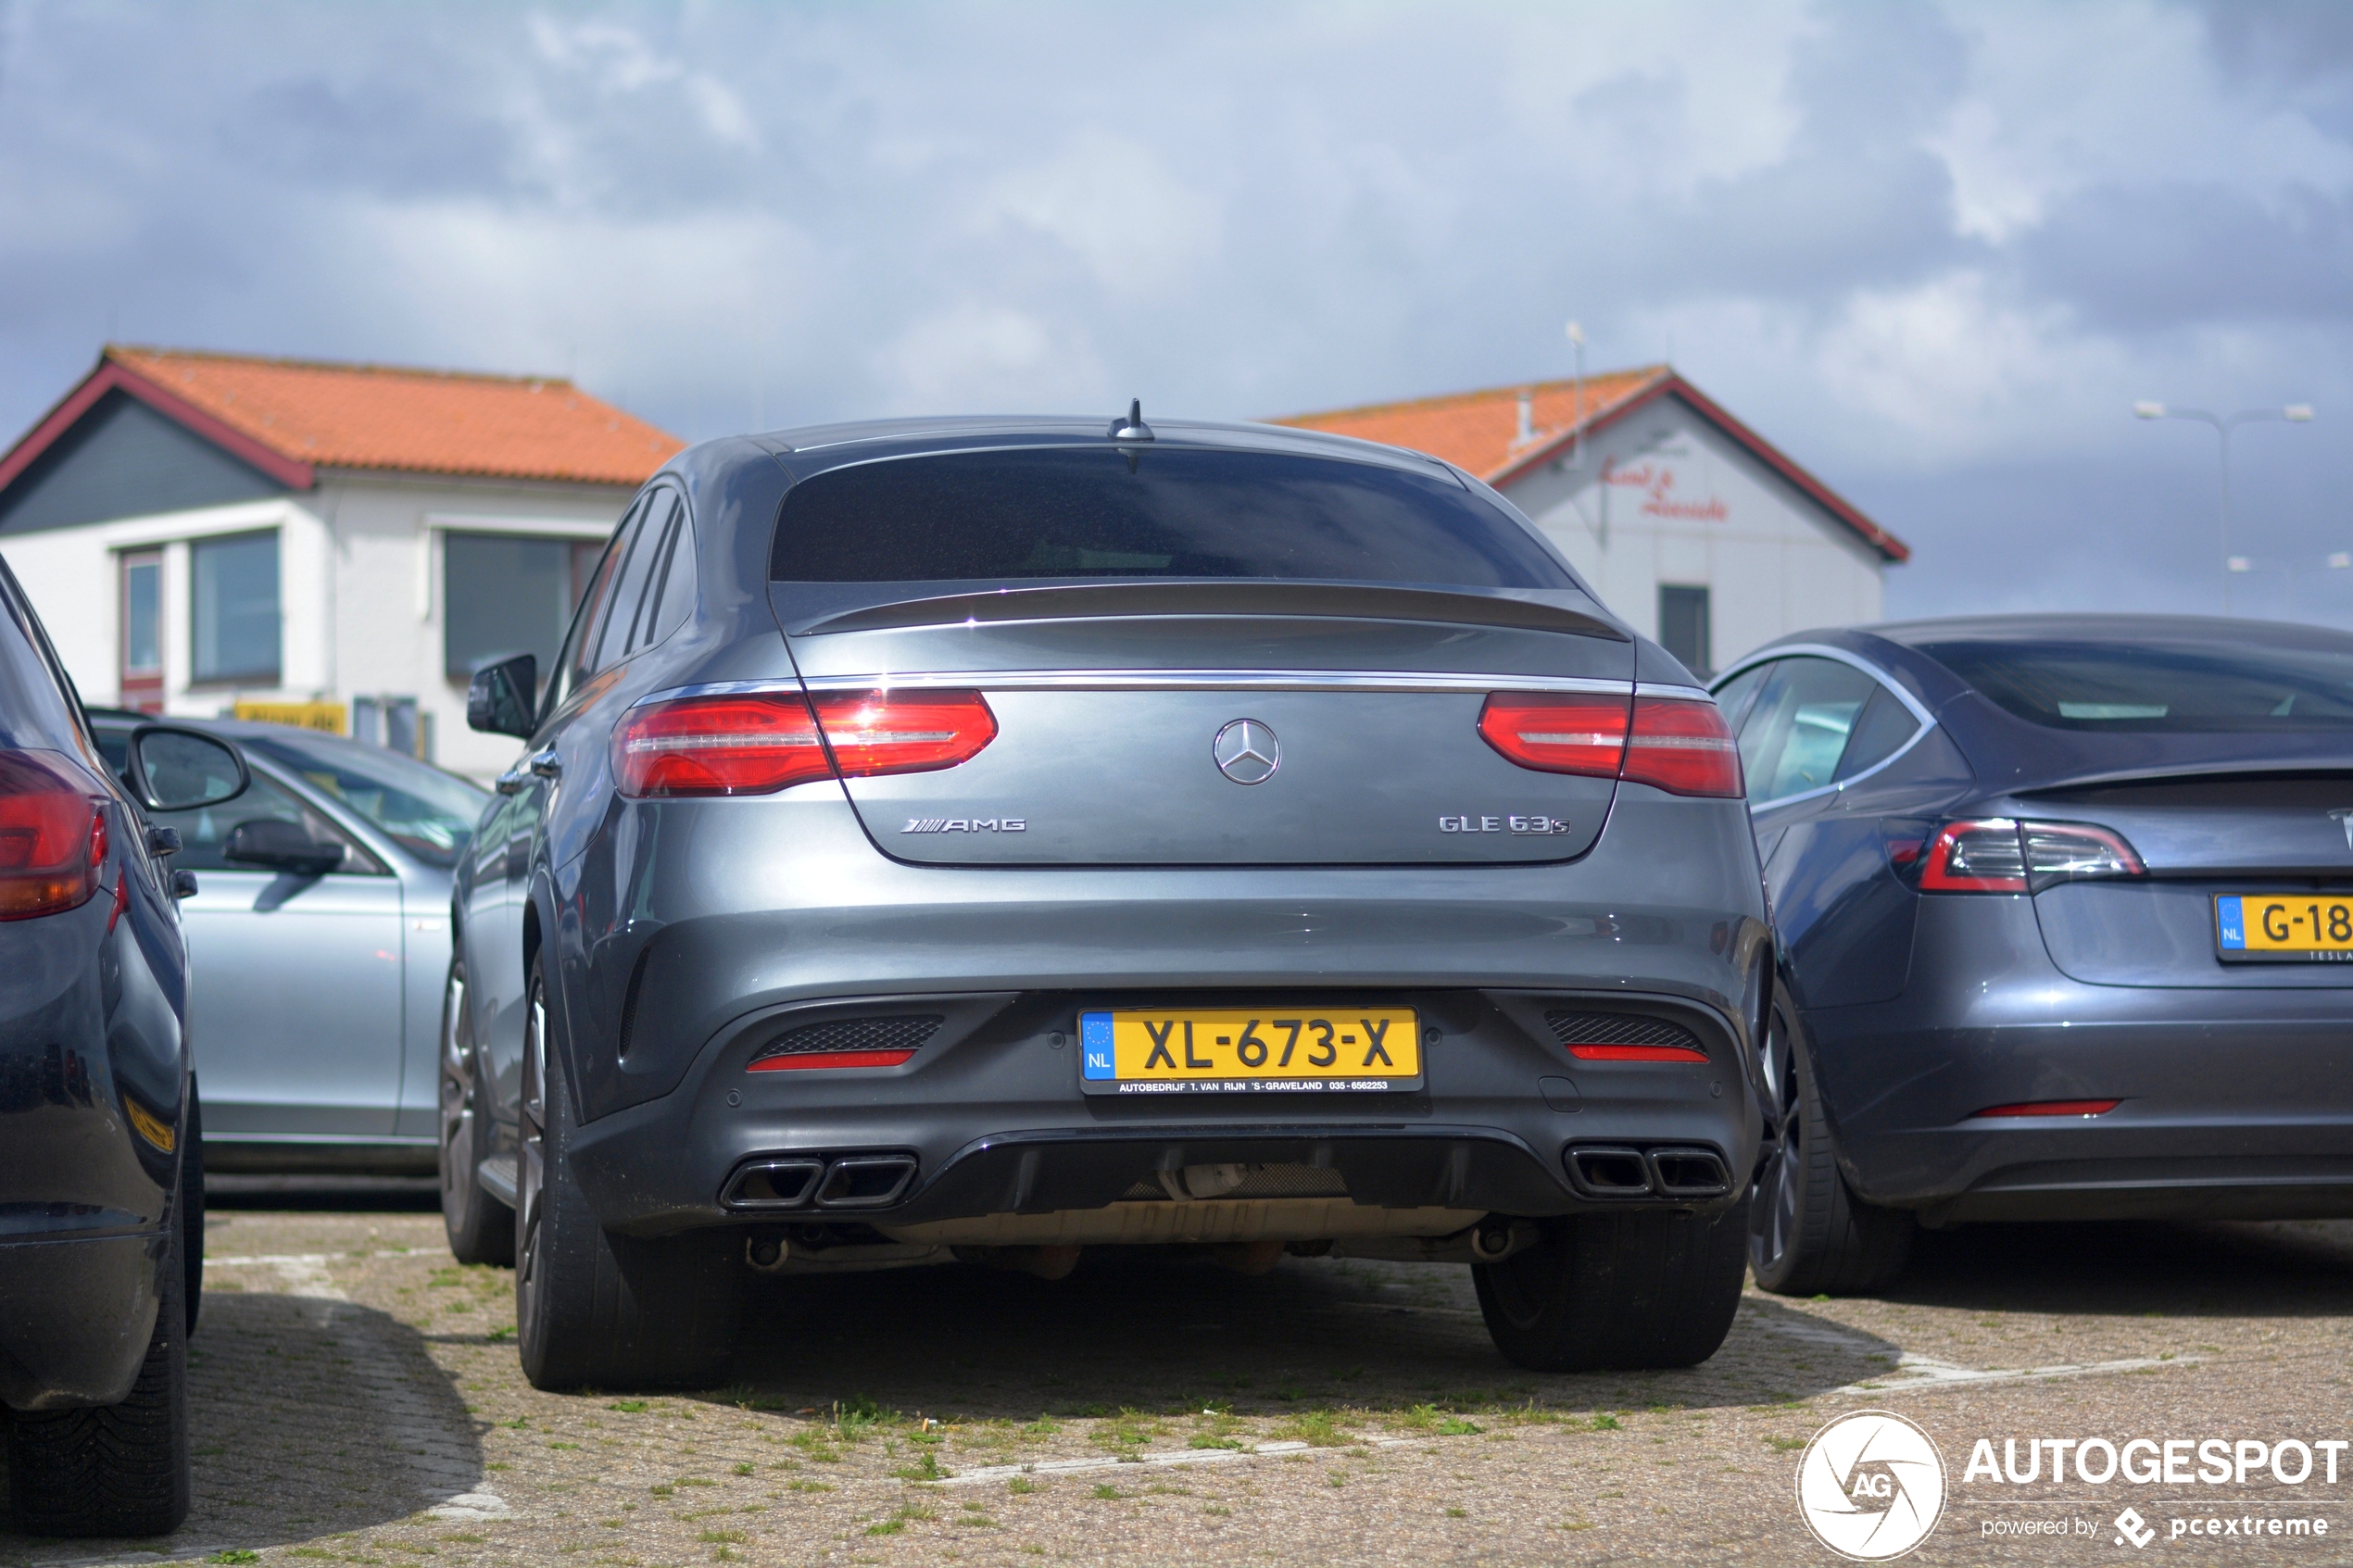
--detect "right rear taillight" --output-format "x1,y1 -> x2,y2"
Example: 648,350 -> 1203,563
1918,818 -> 2145,893
614,688 -> 997,799
0,750 -> 107,920
1477,691 -> 1742,797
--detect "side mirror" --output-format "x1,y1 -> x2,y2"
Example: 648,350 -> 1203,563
125,725 -> 250,813
222,818 -> 346,877
467,653 -> 538,738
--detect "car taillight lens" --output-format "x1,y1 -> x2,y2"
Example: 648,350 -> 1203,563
1477,692 -> 1741,798
812,689 -> 998,779
0,750 -> 107,920
1477,693 -> 1628,777
1622,696 -> 1743,798
615,695 -> 831,798
2021,821 -> 2144,884
614,689 -> 997,799
1918,818 -> 2144,893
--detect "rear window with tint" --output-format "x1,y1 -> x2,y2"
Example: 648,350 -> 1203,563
1922,639 -> 2353,733
769,447 -> 1573,589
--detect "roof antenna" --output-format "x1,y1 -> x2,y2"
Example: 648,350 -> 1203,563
1108,397 -> 1153,441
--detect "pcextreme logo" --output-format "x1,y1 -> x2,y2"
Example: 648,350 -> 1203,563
1795,1410 -> 1949,1561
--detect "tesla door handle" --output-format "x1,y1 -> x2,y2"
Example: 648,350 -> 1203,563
527,747 -> 563,780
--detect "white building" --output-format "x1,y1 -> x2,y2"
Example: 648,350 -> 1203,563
1277,368 -> 1907,675
0,346 -> 680,778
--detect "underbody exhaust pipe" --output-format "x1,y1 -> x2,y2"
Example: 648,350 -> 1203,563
814,1156 -> 918,1209
722,1158 -> 825,1210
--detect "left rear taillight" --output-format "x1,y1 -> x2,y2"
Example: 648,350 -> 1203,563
0,750 -> 107,920
1477,692 -> 1741,798
1918,818 -> 2145,893
614,689 -> 996,800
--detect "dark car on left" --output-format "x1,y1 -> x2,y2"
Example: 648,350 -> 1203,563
0,554 -> 247,1537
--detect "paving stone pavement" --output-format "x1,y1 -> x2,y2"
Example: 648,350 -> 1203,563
4,1207 -> 2350,1565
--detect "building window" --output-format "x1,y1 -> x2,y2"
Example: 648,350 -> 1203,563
1658,584 -> 1712,678
191,531 -> 281,684
120,550 -> 163,712
443,532 -> 607,682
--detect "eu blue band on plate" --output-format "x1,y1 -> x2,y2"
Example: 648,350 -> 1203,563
2217,896 -> 2246,950
1080,1010 -> 1115,1080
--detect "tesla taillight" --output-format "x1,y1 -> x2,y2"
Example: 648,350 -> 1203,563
1476,693 -> 1628,778
1622,697 -> 1743,798
812,689 -> 997,779
0,751 -> 107,920
1918,818 -> 2144,893
1478,692 -> 1741,798
1919,819 -> 2025,891
614,689 -> 997,799
2020,821 -> 2144,884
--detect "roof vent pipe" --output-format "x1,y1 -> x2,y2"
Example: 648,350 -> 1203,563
1515,390 -> 1535,446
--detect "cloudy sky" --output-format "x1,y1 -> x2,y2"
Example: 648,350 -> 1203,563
2,1 -> 2347,626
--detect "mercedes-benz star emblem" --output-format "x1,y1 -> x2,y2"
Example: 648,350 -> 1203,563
1212,719 -> 1280,785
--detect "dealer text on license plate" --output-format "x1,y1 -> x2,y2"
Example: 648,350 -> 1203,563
1077,1008 -> 1421,1095
2216,894 -> 2353,962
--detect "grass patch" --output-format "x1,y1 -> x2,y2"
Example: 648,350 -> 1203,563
608,1399 -> 648,1414
1765,1436 -> 1806,1452
891,1449 -> 947,1482
1592,1413 -> 1622,1431
1269,1408 -> 1356,1448
786,1479 -> 834,1493
1008,1476 -> 1037,1495
1091,1484 -> 1124,1499
206,1554 -> 262,1565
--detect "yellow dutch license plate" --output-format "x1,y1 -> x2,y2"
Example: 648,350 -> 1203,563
2216,895 -> 2353,962
1077,1008 -> 1422,1095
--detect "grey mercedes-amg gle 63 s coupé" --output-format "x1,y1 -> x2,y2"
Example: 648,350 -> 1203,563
1719,615 -> 2353,1297
442,408 -> 1769,1388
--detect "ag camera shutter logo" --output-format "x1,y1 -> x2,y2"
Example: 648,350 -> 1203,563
1794,1411 -> 1948,1561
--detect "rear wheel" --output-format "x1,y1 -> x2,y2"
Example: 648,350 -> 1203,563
6,1172 -> 192,1537
440,958 -> 513,1267
1472,1202 -> 1748,1372
1749,1002 -> 1912,1296
514,961 -> 738,1391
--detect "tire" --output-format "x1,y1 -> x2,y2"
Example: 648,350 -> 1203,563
184,1078 -> 205,1335
1472,1201 -> 1749,1373
1749,999 -> 1912,1296
514,960 -> 738,1391
440,957 -> 514,1267
6,1174 -> 192,1537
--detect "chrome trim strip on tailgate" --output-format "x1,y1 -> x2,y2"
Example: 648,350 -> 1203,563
639,672 -> 1714,704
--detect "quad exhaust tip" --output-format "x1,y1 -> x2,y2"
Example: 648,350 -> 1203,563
1563,1144 -> 1730,1201
723,1153 -> 917,1211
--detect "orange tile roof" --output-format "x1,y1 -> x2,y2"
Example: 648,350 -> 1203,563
101,345 -> 683,485
1270,367 -> 1908,562
1271,368 -> 1670,483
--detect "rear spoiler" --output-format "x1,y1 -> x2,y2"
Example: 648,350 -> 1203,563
782,580 -> 1629,641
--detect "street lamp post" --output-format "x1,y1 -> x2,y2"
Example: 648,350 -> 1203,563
1564,320 -> 1586,470
2133,400 -> 2316,614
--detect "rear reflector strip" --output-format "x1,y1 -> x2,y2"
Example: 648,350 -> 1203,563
1567,1043 -> 1711,1062
746,1049 -> 918,1073
1969,1098 -> 2120,1118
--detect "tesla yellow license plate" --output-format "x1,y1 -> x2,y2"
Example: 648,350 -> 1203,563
1077,1008 -> 1422,1096
2216,895 -> 2353,962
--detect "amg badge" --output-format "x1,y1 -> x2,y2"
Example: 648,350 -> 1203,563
902,817 -> 1027,834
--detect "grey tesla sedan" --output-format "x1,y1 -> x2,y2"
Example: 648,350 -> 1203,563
88,713 -> 488,1172
1716,615 -> 2353,1296
443,409 -> 1770,1388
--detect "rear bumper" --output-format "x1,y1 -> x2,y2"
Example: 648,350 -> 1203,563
1811,896 -> 2353,1222
563,985 -> 1764,1239
0,1230 -> 167,1411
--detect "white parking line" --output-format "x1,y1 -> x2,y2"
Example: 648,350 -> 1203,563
934,1435 -> 1421,1487
1756,1313 -> 2196,1399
